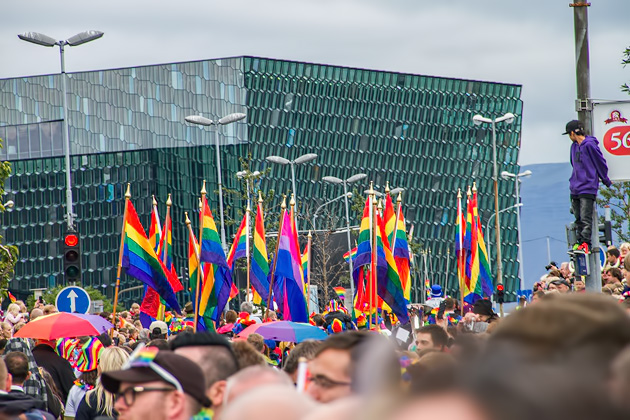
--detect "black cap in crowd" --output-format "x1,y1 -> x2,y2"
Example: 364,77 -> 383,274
563,120 -> 583,135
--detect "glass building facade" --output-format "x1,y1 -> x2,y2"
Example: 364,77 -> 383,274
0,56 -> 522,306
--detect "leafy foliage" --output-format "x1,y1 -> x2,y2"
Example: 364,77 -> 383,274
26,285 -> 113,312
622,47 -> 630,95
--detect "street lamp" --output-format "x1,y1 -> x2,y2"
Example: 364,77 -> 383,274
185,112 -> 247,251
501,170 -> 532,291
236,170 -> 262,213
472,112 -> 516,288
323,173 -> 368,303
312,192 -> 353,230
485,203 -> 523,273
19,30 -> 104,230
266,153 -> 317,230
365,187 -> 404,197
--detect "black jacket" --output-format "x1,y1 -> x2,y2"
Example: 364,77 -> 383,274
0,392 -> 55,419
32,344 -> 76,403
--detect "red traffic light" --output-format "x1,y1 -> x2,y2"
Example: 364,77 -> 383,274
65,234 -> 79,247
496,284 -> 504,292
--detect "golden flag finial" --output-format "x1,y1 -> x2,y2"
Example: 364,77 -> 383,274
385,181 -> 390,195
368,181 -> 375,197
457,188 -> 462,199
201,180 -> 207,195
472,182 -> 477,193
290,193 -> 296,207
308,230 -> 312,238
466,185 -> 472,196
125,183 -> 131,199
166,193 -> 172,207
378,198 -> 383,211
199,198 -> 203,210
185,212 -> 191,226
152,195 -> 157,207
397,191 -> 402,204
281,195 -> 287,209
258,191 -> 263,204
246,202 -> 251,212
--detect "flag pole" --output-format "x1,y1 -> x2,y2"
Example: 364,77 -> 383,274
112,183 -> 131,326
458,188 -> 465,316
393,192 -> 402,249
445,247 -> 450,296
368,183 -> 375,330
376,198 -> 383,328
161,193 -> 171,266
246,202 -> 251,303
266,195 -> 286,320
307,230 -> 312,313
194,181 -> 207,332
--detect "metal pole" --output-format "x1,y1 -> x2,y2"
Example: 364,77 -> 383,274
215,129 -> 227,252
342,181 -> 356,306
572,2 -> 592,132
515,177 -> 525,291
59,42 -> 74,230
491,120 -> 503,291
290,162 -> 298,232
547,236 -> 551,264
246,178 -> 251,303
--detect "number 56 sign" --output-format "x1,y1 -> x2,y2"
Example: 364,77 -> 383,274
593,101 -> 630,181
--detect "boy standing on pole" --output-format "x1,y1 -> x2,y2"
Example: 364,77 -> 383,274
565,119 -> 612,254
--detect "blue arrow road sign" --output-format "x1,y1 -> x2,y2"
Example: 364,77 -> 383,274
56,286 -> 91,314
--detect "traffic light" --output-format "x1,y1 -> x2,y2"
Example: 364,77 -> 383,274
598,220 -> 612,247
496,284 -> 505,304
62,231 -> 82,284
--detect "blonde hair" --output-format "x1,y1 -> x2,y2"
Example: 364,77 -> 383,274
7,304 -> 19,316
86,346 -> 129,417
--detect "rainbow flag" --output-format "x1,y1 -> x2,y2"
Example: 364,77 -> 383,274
121,199 -> 180,313
7,292 -> 16,303
250,200 -> 270,305
301,243 -> 309,290
472,187 -> 494,300
140,200 -> 164,323
463,187 -> 475,300
352,197 -> 373,282
290,205 -> 304,289
148,201 -> 161,253
227,212 -> 248,268
376,212 -> 409,324
384,192 -> 396,247
274,210 -> 308,322
198,197 -> 233,325
333,286 -> 346,300
392,204 -> 411,303
343,247 -> 357,263
455,189 -> 466,302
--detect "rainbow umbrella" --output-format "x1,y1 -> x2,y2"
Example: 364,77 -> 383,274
236,321 -> 327,343
14,312 -> 113,340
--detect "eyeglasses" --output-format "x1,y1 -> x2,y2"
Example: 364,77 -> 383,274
116,386 -> 176,407
124,345 -> 183,393
308,374 -> 351,389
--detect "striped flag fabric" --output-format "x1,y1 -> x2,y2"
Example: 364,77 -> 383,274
343,247 -> 357,263
290,205 -> 304,289
226,212 -> 248,269
455,189 -> 466,302
301,243 -> 309,287
121,199 -> 180,313
333,286 -> 346,300
250,200 -> 271,305
472,186 -> 494,300
200,197 -> 229,268
352,197 -> 373,283
392,204 -> 411,303
141,200 -> 164,324
384,192 -> 396,247
148,200 -> 161,253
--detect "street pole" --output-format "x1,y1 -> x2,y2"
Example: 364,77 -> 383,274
290,162 -> 298,233
515,177 -> 525,291
547,236 -> 552,265
59,43 -> 74,230
491,120 -> 503,294
215,130 -> 227,252
342,180 -> 355,305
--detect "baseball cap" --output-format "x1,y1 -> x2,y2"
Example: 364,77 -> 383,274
101,346 -> 211,407
149,320 -> 168,336
562,120 -> 583,135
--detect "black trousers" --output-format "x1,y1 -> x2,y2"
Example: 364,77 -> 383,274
571,195 -> 595,246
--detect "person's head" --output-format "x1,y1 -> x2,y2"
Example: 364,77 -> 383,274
531,290 -> 546,303
222,385 -> 317,420
620,243 -> 630,260
29,308 -> 43,322
416,325 -> 450,352
563,119 -> 585,142
283,340 -> 322,383
311,314 -> 325,327
573,278 -> 585,292
4,351 -> 30,385
149,321 -> 168,340
0,322 -> 11,340
130,303 -> 140,313
231,340 -> 265,369
223,366 -> 293,406
240,301 -> 254,315
225,310 -> 238,324
610,345 -> 630,407
430,285 -> 443,299
547,279 -> 571,293
169,332 -> 239,415
443,297 -> 456,311
265,310 -> 278,322
103,348 -> 210,420
43,304 -> 57,316
472,299 -> 496,321
7,303 -> 19,317
307,331 -> 399,403
607,247 -> 621,264
0,358 -> 10,392
606,267 -> 624,284
82,346 -> 130,418
246,333 -> 265,353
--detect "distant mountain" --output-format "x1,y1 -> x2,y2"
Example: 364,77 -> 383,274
520,162 -> 573,289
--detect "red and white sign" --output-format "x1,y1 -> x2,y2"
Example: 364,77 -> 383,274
592,101 -> 630,181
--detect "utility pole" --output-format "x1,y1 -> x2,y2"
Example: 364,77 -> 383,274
571,1 -> 599,291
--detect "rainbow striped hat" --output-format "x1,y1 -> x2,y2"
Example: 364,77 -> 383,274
75,337 -> 105,372
56,338 -> 79,361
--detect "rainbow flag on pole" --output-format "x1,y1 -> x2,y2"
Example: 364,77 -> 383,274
250,199 -> 270,305
384,192 -> 396,247
343,247 -> 357,263
122,199 -> 180,313
392,205 -> 411,303
226,212 -> 248,268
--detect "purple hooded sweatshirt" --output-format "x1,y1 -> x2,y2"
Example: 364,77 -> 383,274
569,135 -> 612,196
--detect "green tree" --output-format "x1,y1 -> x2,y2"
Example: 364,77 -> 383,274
26,285 -> 113,312
0,138 -> 17,300
597,46 -> 630,242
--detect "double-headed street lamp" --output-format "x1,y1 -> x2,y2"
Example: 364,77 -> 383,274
472,112 -> 515,288
18,30 -> 104,230
266,153 -> 317,230
501,170 -> 532,291
185,113 -> 247,252
236,170 -> 262,212
312,192 -> 353,230
323,173 -> 368,303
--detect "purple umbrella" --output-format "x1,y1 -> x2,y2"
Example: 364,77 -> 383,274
236,321 -> 327,343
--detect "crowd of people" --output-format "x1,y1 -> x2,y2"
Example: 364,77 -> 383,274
1,251 -> 630,420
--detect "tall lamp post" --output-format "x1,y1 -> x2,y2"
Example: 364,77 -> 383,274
18,30 -> 104,230
236,170 -> 262,212
501,170 -> 532,292
185,113 -> 247,252
312,192 -> 353,230
266,153 -> 317,231
323,173 -> 368,303
485,203 -> 523,272
472,112 -> 515,289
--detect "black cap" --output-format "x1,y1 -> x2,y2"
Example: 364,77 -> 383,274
472,299 -> 495,317
101,350 -> 211,407
545,261 -> 558,270
563,120 -> 583,135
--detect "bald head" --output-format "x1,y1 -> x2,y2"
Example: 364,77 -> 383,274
224,366 -> 293,405
221,385 -> 318,420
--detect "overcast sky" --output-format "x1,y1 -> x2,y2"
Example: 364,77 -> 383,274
1,0 -> 628,165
